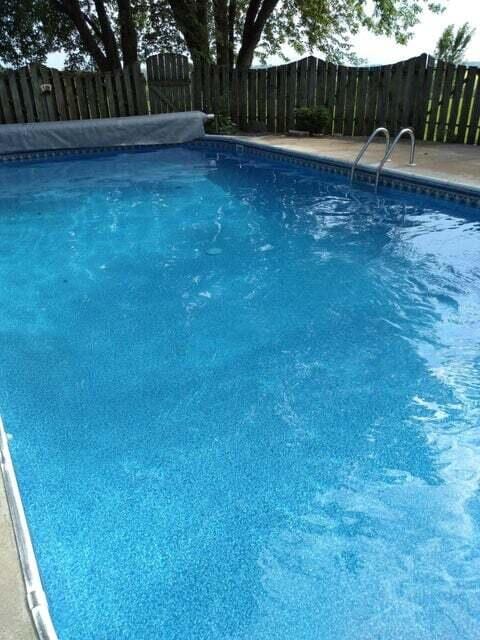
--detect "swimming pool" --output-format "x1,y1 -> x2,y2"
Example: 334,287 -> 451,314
1,142 -> 480,639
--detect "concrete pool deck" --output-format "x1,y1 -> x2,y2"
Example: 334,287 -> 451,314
240,134 -> 480,188
0,476 -> 36,640
0,134 -> 478,640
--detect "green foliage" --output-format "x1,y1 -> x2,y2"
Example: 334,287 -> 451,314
434,23 -> 475,65
205,96 -> 238,134
294,106 -> 330,133
0,0 -> 185,70
252,0 -> 445,66
0,0 -> 446,71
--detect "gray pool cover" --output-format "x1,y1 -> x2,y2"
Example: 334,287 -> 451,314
0,111 -> 209,155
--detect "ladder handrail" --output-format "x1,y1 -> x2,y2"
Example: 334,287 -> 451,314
350,127 -> 390,183
375,128 -> 416,192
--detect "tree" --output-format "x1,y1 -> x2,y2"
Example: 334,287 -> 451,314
0,0 -> 185,70
167,0 -> 446,69
0,0 -> 444,71
434,23 -> 475,65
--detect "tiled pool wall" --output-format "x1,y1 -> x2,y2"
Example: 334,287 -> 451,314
198,136 -> 480,208
0,135 -> 479,208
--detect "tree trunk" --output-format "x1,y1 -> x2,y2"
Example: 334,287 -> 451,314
169,0 -> 211,60
213,0 -> 230,67
228,0 -> 237,67
94,0 -> 121,69
236,0 -> 279,69
53,0 -> 112,70
117,0 -> 139,66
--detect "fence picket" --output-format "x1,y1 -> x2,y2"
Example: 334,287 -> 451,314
84,73 -> 98,118
365,67 -> 380,133
388,62 -> 402,132
297,58 -> 308,108
18,68 -> 35,122
113,71 -> 126,116
333,65 -> 348,133
447,65 -> 466,142
315,60 -> 327,107
51,69 -> 67,120
267,67 -> 277,132
61,74 -> 78,120
94,73 -> 107,119
191,59 -> 202,111
344,67 -> 358,136
426,61 -> 445,140
122,67 -> 135,115
436,62 -> 456,141
238,69 -> 248,129
376,65 -> 391,128
29,64 -> 48,122
467,70 -> 480,145
457,67 -> 477,143
416,56 -> 434,140
257,69 -> 267,124
307,57 -> 317,106
413,54 -> 429,138
325,63 -> 337,134
74,75 -> 89,119
229,68 -> 239,124
248,70 -> 257,125
103,73 -> 116,117
276,65 -> 287,132
354,68 -> 369,135
0,76 -> 14,123
39,66 -> 56,120
7,72 -> 24,123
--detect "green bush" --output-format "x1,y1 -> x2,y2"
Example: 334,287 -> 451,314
294,106 -> 330,134
205,96 -> 238,135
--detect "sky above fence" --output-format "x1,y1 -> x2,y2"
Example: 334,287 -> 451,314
352,0 -> 480,64
264,0 -> 480,67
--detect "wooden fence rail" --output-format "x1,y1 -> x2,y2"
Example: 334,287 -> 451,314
0,53 -> 478,145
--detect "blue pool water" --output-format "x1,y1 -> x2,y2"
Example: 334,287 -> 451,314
1,145 -> 480,639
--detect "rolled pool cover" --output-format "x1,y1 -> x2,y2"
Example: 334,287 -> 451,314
0,111 -> 210,155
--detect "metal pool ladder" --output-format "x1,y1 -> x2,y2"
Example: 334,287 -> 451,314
350,127 -> 390,184
351,127 -> 417,193
375,128 -> 416,191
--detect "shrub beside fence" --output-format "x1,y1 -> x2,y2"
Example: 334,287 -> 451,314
0,53 -> 478,145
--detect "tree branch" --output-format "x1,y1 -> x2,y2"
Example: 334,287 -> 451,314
51,0 -> 111,70
236,0 -> 279,69
94,0 -> 121,68
168,0 -> 211,60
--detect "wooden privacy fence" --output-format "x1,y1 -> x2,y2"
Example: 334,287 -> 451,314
192,54 -> 480,144
0,62 -> 147,124
0,53 -> 479,145
146,53 -> 191,113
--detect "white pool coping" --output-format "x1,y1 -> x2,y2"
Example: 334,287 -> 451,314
0,417 -> 58,640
